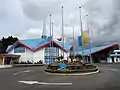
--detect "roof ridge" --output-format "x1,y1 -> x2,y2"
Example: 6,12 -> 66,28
7,38 -> 72,52
20,38 -> 41,41
35,38 -> 49,48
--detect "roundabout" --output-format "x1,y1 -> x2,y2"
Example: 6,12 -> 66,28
44,60 -> 99,75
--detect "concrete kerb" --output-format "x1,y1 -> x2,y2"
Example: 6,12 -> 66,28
12,64 -> 44,67
95,62 -> 120,65
0,65 -> 12,68
44,68 -> 100,76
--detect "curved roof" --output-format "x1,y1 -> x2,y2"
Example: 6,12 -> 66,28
76,44 -> 118,55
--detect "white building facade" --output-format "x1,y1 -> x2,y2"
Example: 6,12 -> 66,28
108,50 -> 120,63
6,37 -> 72,64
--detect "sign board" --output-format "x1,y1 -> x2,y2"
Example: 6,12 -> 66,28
59,63 -> 67,69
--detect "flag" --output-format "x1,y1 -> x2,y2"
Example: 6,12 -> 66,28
78,36 -> 82,46
82,30 -> 89,44
78,30 -> 89,46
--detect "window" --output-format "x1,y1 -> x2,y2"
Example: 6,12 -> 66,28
117,52 -> 120,54
14,47 -> 25,53
111,52 -> 115,54
44,47 -> 59,64
44,57 -> 56,64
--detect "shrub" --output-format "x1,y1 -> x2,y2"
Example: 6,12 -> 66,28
27,61 -> 32,64
34,60 -> 43,64
15,61 -> 33,64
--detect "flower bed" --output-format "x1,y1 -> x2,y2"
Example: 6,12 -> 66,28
44,62 -> 98,74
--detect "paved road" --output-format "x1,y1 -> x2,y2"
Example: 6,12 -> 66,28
0,64 -> 120,90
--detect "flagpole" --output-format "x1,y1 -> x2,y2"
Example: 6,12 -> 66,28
50,14 -> 52,37
51,22 -> 54,47
72,26 -> 75,53
61,6 -> 64,59
49,14 -> 52,64
79,6 -> 84,61
86,14 -> 93,63
51,22 -> 54,62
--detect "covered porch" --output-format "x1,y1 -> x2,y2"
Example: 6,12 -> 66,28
0,54 -> 20,65
76,44 -> 119,63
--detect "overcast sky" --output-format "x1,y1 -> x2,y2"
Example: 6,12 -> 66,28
0,0 -> 120,46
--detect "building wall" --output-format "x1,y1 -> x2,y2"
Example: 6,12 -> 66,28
107,57 -> 112,63
8,47 -> 45,63
109,50 -> 120,63
33,48 -> 44,63
114,57 -> 120,63
8,48 -> 33,63
107,57 -> 120,63
8,47 -> 70,64
59,48 -> 70,60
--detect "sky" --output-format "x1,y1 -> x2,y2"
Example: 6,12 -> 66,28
0,0 -> 120,47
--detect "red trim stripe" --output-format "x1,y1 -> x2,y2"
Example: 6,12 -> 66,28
53,41 -> 68,52
7,40 -> 19,52
34,41 -> 68,52
7,40 -> 69,53
17,41 -> 34,51
85,44 -> 118,56
7,40 -> 34,52
34,42 -> 50,52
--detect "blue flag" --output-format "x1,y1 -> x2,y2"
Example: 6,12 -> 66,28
78,36 -> 82,46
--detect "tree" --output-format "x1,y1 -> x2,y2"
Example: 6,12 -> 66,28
0,36 -> 18,53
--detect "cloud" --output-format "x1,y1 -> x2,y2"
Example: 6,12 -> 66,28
1,0 -> 120,49
0,0 -> 42,39
84,0 -> 120,44
20,0 -> 61,21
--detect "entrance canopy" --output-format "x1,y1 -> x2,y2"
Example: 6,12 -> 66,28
76,44 -> 119,63
0,54 -> 21,65
0,54 -> 20,58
